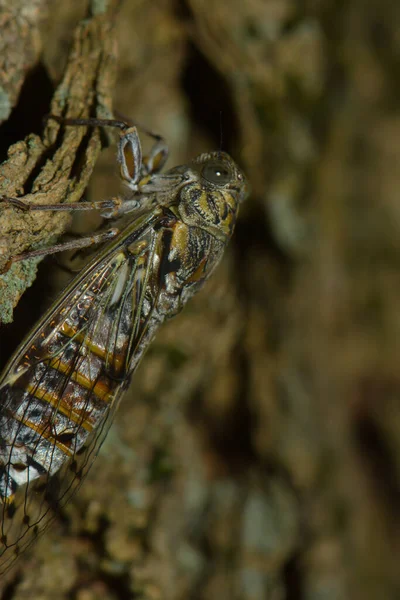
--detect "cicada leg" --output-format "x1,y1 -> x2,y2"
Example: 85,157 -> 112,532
41,115 -> 169,215
1,228 -> 119,274
0,115 -> 169,271
0,197 -> 122,215
45,114 -> 169,191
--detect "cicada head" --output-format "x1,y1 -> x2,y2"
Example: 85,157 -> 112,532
169,151 -> 249,241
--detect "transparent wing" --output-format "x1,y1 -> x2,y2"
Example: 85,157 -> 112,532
0,209 -> 164,573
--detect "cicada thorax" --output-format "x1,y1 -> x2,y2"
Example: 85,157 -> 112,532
165,151 -> 244,242
177,181 -> 238,240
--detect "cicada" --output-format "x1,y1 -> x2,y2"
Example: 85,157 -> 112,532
0,116 -> 248,573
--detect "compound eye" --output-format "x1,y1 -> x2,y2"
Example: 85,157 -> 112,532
202,161 -> 232,185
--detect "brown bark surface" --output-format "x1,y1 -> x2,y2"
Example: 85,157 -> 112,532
0,0 -> 400,599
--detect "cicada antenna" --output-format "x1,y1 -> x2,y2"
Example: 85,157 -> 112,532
219,111 -> 224,159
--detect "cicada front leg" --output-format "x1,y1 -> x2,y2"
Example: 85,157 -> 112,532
117,124 -> 169,189
44,114 -> 169,188
0,115 -> 169,273
44,114 -> 169,215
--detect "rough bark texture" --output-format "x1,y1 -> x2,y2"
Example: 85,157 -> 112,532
0,0 -> 400,599
0,1 -> 118,322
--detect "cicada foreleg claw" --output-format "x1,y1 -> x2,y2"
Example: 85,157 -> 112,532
117,127 -> 168,187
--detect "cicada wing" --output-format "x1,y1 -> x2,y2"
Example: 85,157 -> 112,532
0,393 -> 121,574
0,211 -> 164,573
